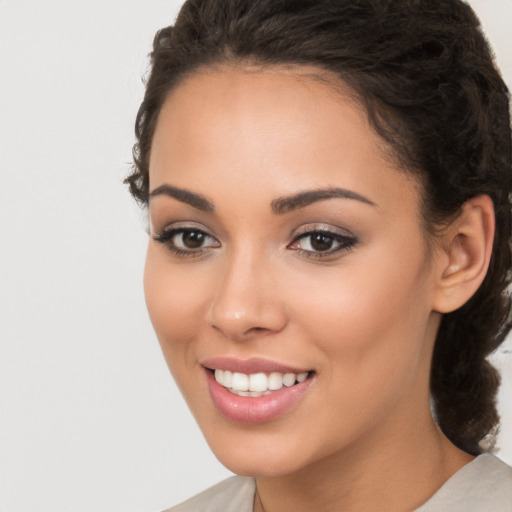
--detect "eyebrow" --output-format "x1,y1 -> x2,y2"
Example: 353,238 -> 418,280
271,187 -> 376,214
148,184 -> 375,215
148,184 -> 214,212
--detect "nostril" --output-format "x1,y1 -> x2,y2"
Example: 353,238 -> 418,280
208,293 -> 288,341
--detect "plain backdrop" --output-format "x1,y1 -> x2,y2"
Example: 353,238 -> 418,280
1,1 -> 511,511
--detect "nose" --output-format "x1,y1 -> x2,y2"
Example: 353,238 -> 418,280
207,251 -> 287,341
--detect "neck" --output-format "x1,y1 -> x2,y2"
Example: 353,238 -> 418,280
254,411 -> 473,512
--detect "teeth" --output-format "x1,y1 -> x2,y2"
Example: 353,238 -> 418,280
283,373 -> 296,387
223,370 -> 233,388
228,389 -> 267,397
249,373 -> 268,392
214,369 -> 310,395
231,372 -> 249,391
268,372 -> 283,390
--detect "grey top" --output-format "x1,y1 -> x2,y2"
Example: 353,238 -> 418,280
165,454 -> 512,512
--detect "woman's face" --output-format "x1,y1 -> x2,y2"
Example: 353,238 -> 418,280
145,67 -> 443,476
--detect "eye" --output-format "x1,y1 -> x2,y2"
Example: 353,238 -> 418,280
288,228 -> 357,259
153,226 -> 220,256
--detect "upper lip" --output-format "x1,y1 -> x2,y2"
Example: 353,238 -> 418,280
201,357 -> 311,374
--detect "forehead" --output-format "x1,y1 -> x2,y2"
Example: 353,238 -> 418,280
149,65 -> 421,217
150,65 -> 373,170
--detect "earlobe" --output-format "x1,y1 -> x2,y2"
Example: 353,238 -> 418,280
433,195 -> 495,314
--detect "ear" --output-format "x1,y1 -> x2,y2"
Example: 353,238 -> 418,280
432,195 -> 495,314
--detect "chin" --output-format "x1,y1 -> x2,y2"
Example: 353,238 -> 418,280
200,424 -> 320,478
216,449 -> 309,478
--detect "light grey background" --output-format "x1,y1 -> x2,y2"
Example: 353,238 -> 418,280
1,1 -> 511,511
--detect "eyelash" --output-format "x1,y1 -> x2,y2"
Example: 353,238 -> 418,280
288,228 -> 357,260
153,226 -> 357,259
153,227 -> 219,258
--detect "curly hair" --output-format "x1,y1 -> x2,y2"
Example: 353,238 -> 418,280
126,0 -> 512,455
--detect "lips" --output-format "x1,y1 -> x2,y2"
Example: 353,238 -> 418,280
203,357 -> 311,374
202,357 -> 315,423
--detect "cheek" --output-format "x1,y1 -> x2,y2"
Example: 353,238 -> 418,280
292,242 -> 433,388
143,246 -> 210,362
277,254 -> 435,453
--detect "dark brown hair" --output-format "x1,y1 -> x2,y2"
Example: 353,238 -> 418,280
126,0 -> 512,455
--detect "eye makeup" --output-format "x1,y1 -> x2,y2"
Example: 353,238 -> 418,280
288,228 -> 357,259
287,224 -> 358,260
153,221 -> 358,262
153,225 -> 220,258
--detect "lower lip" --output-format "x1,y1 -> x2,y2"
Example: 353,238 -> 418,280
205,369 -> 314,424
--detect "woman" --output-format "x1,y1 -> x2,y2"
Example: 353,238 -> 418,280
126,0 -> 512,510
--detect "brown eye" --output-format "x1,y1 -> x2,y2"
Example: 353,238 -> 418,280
153,227 -> 220,256
181,230 -> 206,249
172,229 -> 219,251
288,229 -> 357,259
310,233 -> 334,251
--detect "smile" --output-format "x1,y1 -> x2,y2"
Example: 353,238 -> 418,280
214,369 -> 309,397
202,359 -> 316,423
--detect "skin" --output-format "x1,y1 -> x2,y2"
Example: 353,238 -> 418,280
144,66 -> 491,511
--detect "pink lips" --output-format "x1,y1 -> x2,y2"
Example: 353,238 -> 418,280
202,357 -> 314,424
202,357 -> 310,374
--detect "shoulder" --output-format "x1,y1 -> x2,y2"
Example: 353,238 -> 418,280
162,476 -> 256,512
415,454 -> 512,512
